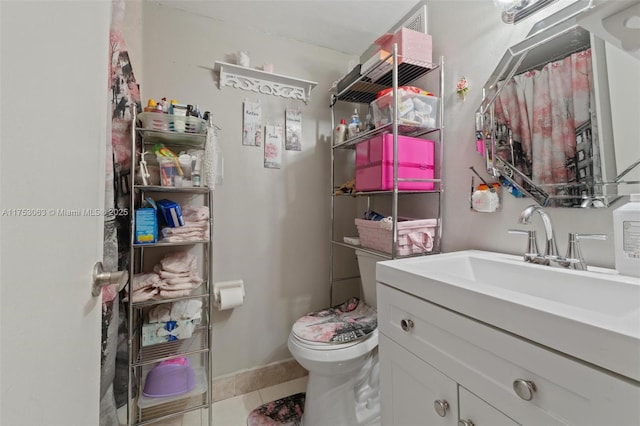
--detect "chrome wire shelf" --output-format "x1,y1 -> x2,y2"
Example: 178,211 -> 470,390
333,54 -> 439,105
136,128 -> 207,149
136,394 -> 208,426
133,239 -> 209,248
333,123 -> 442,150
133,185 -> 210,194
331,240 -> 441,259
133,326 -> 209,366
130,285 -> 210,309
332,187 -> 442,197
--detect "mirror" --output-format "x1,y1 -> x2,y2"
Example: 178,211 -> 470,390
477,0 -> 640,208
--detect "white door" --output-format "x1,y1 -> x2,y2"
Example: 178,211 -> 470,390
1,1 -> 111,424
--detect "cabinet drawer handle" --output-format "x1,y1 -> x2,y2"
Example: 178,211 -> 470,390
458,420 -> 475,426
433,399 -> 449,417
400,319 -> 414,331
513,378 -> 537,401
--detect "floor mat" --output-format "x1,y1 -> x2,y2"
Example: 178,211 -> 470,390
246,392 -> 305,426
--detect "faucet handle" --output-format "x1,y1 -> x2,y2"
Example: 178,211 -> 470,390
565,233 -> 607,271
508,229 -> 540,262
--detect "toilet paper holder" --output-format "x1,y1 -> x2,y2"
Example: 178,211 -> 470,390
213,280 -> 245,309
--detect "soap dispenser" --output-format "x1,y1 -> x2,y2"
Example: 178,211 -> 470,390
347,109 -> 361,139
613,193 -> 640,277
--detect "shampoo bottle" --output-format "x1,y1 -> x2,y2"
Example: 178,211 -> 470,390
334,119 -> 347,145
613,193 -> 640,277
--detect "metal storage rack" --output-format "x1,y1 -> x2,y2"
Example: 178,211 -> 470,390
127,108 -> 213,426
329,45 -> 444,303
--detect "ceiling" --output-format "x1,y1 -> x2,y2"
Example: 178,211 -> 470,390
151,0 -> 422,56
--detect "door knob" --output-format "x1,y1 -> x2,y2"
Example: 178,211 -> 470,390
458,420 -> 475,426
433,399 -> 449,417
400,319 -> 414,331
92,262 -> 128,297
513,378 -> 537,401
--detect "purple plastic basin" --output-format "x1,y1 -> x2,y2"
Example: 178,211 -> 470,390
143,357 -> 196,398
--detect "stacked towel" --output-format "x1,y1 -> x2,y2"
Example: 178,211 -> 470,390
161,206 -> 210,242
124,273 -> 161,302
124,252 -> 203,303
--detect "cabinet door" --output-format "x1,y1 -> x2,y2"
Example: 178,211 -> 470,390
459,386 -> 520,426
380,334 -> 458,426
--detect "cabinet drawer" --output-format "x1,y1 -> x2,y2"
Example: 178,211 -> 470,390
377,283 -> 640,426
459,386 -> 519,426
379,334 -> 458,426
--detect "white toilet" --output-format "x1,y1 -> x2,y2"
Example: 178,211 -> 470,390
287,250 -> 383,426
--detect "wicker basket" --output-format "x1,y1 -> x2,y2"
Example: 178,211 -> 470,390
355,217 -> 437,256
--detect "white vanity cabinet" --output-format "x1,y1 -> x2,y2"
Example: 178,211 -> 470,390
377,282 -> 640,426
458,387 -> 520,426
379,333 -> 458,425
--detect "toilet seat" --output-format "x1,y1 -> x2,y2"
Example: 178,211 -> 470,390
291,297 -> 377,347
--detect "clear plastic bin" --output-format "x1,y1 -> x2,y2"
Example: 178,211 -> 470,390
371,89 -> 439,130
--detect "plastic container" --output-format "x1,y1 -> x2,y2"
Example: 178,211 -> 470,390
613,194 -> 640,278
143,357 -> 196,398
371,88 -> 439,130
137,112 -> 205,134
374,27 -> 433,66
334,119 -> 347,145
355,133 -> 435,191
471,184 -> 500,213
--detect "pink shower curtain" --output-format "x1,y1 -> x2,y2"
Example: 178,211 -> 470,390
494,48 -> 593,186
101,0 -> 140,424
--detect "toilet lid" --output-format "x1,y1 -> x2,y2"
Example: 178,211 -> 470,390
292,298 -> 377,344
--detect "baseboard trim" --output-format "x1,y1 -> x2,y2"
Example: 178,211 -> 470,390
212,358 -> 307,402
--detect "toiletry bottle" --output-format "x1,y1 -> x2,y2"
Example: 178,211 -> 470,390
334,119 -> 347,145
364,113 -> 375,131
613,193 -> 640,277
192,155 -> 202,187
472,184 -> 500,212
347,109 -> 361,139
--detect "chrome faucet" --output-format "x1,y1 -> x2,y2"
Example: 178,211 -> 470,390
518,205 -> 559,259
511,205 -> 607,270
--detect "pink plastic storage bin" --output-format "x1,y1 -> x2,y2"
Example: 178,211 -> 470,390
374,27 -> 433,65
355,133 -> 435,192
355,218 -> 437,256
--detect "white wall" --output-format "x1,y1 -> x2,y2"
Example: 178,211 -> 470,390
137,0 -> 629,378
425,0 -> 619,267
141,2 -> 356,377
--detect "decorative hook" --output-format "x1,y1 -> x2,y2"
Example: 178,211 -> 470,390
456,77 -> 469,101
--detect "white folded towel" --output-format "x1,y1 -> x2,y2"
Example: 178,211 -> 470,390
148,304 -> 171,323
171,299 -> 203,321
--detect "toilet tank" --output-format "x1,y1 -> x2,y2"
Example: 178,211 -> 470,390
356,250 -> 386,310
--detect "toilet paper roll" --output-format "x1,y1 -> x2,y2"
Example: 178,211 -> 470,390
217,286 -> 244,310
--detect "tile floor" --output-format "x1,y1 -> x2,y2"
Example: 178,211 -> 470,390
118,376 -> 307,426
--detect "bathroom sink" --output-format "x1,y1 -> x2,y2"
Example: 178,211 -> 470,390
376,250 -> 640,381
